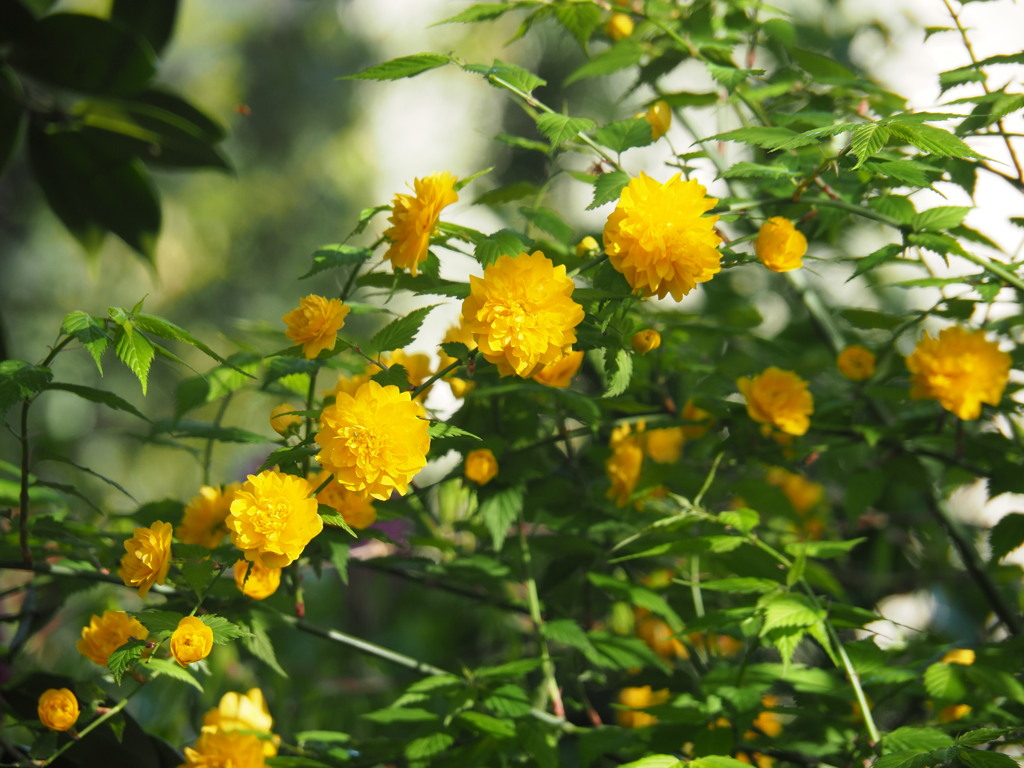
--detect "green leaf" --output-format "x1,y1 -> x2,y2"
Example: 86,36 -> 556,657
887,122 -> 984,159
535,113 -> 596,148
61,311 -> 110,373
476,229 -> 531,266
484,684 -> 533,718
957,730 -> 1012,748
593,118 -> 653,153
363,707 -> 439,724
693,758 -> 759,768
924,661 -> 967,702
601,347 -> 632,398
851,123 -> 891,168
327,539 -> 350,585
586,171 -> 630,211
132,312 -> 233,368
784,539 -> 865,559
428,422 -> 481,440
369,304 -> 439,353
434,3 -> 537,25
479,484 -> 524,551
955,749 -> 1020,768
708,126 -> 800,150
474,181 -> 539,206
405,733 -> 455,760
199,614 -> 251,644
182,560 -> 216,597
619,757 -> 684,768
851,243 -> 906,279
0,360 -> 53,416
244,612 -> 288,677
111,0 -> 178,56
0,68 -> 25,176
108,638 -> 147,684
718,507 -> 760,534
519,207 -> 574,241
345,53 -> 451,80
136,609 -> 184,634
940,67 -> 987,94
474,658 -> 544,679
552,2 -> 602,48
457,710 -> 516,738
145,657 -> 204,692
989,513 -> 1024,562
884,727 -> 955,753
469,59 -> 546,95
300,244 -> 373,279
45,382 -> 147,420
541,618 -> 594,652
706,62 -> 761,88
840,308 -> 907,330
37,451 -> 138,502
719,162 -> 796,179
758,593 -> 826,633
873,750 -> 950,768
257,445 -> 318,473
699,577 -> 779,593
153,419 -> 270,444
566,39 -> 643,85
296,730 -> 350,746
912,206 -> 971,232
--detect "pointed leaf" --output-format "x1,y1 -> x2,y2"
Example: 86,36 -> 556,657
369,304 -> 439,353
345,53 -> 451,81
535,113 -> 596,148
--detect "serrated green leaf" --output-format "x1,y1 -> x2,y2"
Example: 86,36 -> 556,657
700,577 -> 779,593
873,750 -> 950,768
471,59 -> 546,95
840,308 -> 908,330
474,182 -> 538,206
912,206 -> 971,232
0,361 -> 54,417
601,347 -> 632,398
885,727 -> 955,753
244,612 -> 287,677
955,749 -> 1020,768
479,484 -> 523,551
587,170 -> 630,210
851,243 -> 906,279
693,757 -> 757,768
519,207 -> 574,241
133,312 -> 232,368
708,126 -> 799,150
474,657 -> 545,679
553,2 -> 602,48
957,729 -> 1012,748
319,509 -> 357,538
62,310 -> 110,373
113,323 -> 155,395
199,614 -> 250,644
345,53 -> 451,81
484,684 -> 533,718
888,122 -> 984,159
924,661 -> 967,702
405,732 -> 455,760
327,539 -> 349,585
45,382 -> 147,420
300,244 -> 373,279
852,123 -> 891,168
145,657 -> 204,691
706,62 -> 760,88
535,113 -> 596,148
565,39 -> 643,84
593,118 -> 653,153
434,3 -> 537,25
759,593 -> 826,633
369,362 -> 411,391
541,618 -> 594,652
257,445 -> 318,473
108,638 -> 147,684
369,304 -> 439,353
153,419 -> 270,444
784,538 -> 865,559
457,710 -> 516,738
719,162 -> 796,179
182,560 -> 216,597
989,512 -> 1024,562
136,609 -> 184,634
476,229 -> 531,266
428,422 -> 481,440
718,507 -> 760,534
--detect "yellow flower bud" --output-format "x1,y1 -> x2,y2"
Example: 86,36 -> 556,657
631,329 -> 661,354
941,648 -> 976,666
38,688 -> 79,732
533,350 -> 584,389
170,616 -> 214,667
234,559 -> 282,600
837,345 -> 876,381
606,12 -> 634,41
755,217 -> 807,272
938,704 -> 971,722
576,235 -> 600,258
464,448 -> 499,486
270,403 -> 302,436
645,100 -> 671,140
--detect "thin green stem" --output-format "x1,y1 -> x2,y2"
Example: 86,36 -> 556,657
518,515 -> 563,717
957,250 -> 1024,296
689,555 -> 705,619
411,355 -> 469,400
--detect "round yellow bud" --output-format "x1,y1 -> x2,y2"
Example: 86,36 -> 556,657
755,217 -> 807,272
234,559 -> 282,600
941,648 -> 976,666
576,236 -> 600,258
837,345 -> 876,381
270,403 -> 302,436
631,329 -> 661,355
170,616 -> 214,667
464,448 -> 499,486
606,12 -> 634,41
38,688 -> 79,732
645,101 -> 671,140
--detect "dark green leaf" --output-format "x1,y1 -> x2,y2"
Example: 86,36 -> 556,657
405,733 -> 454,760
257,445 -> 318,473
369,304 -> 439,352
111,0 -> 178,56
45,382 -> 147,420
480,484 -> 524,551
955,749 -> 1020,768
593,118 -> 653,153
153,419 -> 270,443
553,2 -> 602,48
535,113 -> 596,148
851,243 -> 906,279
327,540 -> 349,585
851,124 -> 891,168
434,3 -> 538,25
476,229 -> 531,266
133,313 -> 232,367
108,638 -> 147,684
300,244 -> 373,279
840,308 -> 908,330
146,657 -> 204,691
989,512 -> 1024,562
566,39 -> 643,84
0,67 -> 25,175
457,710 -> 516,738
244,612 -> 288,677
36,451 -> 138,501
369,362 -> 411,391
0,360 -> 53,416
182,560 -> 216,597
473,181 -> 538,206
884,728 -> 955,753
345,53 -> 451,81
136,609 -> 184,634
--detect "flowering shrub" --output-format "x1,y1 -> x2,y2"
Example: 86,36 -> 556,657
3,2 -> 1024,767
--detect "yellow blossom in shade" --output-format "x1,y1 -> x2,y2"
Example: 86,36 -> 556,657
617,686 -> 669,728
635,608 -> 686,660
227,470 -> 323,568
606,12 -> 634,40
464,448 -> 499,485
941,648 -> 976,666
323,372 -> 370,402
764,467 -> 823,515
533,349 -> 584,388
38,688 -> 79,732
202,688 -> 278,756
170,616 -> 214,667
680,399 -> 714,439
118,520 -> 172,598
283,295 -> 350,360
756,217 -> 807,272
384,349 -> 434,399
269,403 -> 302,436
631,329 -> 661,355
905,326 -> 1011,420
180,729 -> 267,768
603,173 -> 722,301
749,695 -> 784,738
576,235 -> 599,258
606,423 -> 644,507
737,367 -> 813,437
690,631 -> 743,657
938,704 -> 972,722
837,345 -> 876,381
317,381 -> 430,500
177,484 -> 241,549
643,427 -> 685,464
310,470 -> 377,529
233,559 -> 282,600
77,610 -> 149,666
383,171 -> 458,276
461,251 -> 585,378
645,100 -> 671,140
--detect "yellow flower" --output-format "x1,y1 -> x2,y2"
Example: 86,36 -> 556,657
180,729 -> 267,768
77,610 -> 149,666
764,467 -> 823,515
324,371 -> 370,402
938,704 -> 972,722
439,321 -> 478,398
533,349 -> 584,388
282,295 -> 350,360
631,329 -> 661,354
170,616 -> 214,667
317,381 -> 430,500
756,217 -> 807,272
905,326 -> 1011,420
603,173 -> 722,301
941,648 -> 976,666
227,470 -> 323,568
737,367 -> 813,437
311,469 -> 378,529
202,688 -> 278,756
643,427 -> 685,464
234,559 -> 282,600
576,235 -> 600,258
837,345 -> 876,381
606,12 -> 634,40
680,399 -> 713,440
464,448 -> 499,485
384,349 -> 434,399
749,695 -> 784,739
645,101 -> 671,140
269,403 -> 302,436
118,520 -> 172,598
606,423 -> 644,507
461,251 -> 584,378
177,484 -> 241,549
635,608 -> 686,660
38,688 -> 79,732
617,686 -> 669,728
383,171 -> 458,276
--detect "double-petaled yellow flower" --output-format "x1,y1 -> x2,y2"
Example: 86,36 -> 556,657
532,349 -> 584,388
170,616 -> 214,667
180,729 -> 266,768
383,171 -> 458,276
310,469 -> 377,529
905,326 -> 1011,420
631,329 -> 661,355
756,217 -> 807,272
317,381 -> 430,500
38,688 -> 79,732
604,173 -> 722,301
202,688 -> 279,756
283,295 -> 350,360
837,345 -> 876,381
461,251 -> 584,378
617,686 -> 669,728
737,367 -> 813,437
464,448 -> 499,486
234,559 -> 282,600
177,483 -> 241,549
118,521 -> 172,597
77,610 -> 149,666
606,423 -> 644,507
227,470 -> 323,568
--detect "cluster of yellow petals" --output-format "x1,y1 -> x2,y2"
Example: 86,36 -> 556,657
464,448 -> 499,486
202,688 -> 279,756
383,349 -> 434,400
462,251 -> 584,378
533,349 -> 584,388
603,173 -> 722,301
905,326 -> 1011,420
227,470 -> 323,569
283,295 -> 350,360
617,685 -> 669,728
631,329 -> 661,355
605,423 -> 645,507
37,688 -> 79,732
737,367 -> 813,437
234,559 -> 282,600
170,616 -> 214,667
764,467 -> 823,515
311,469 -> 378,529
837,345 -> 876,381
179,729 -> 267,768
383,171 -> 458,276
755,217 -> 807,272
77,610 -> 149,666
177,483 -> 241,549
317,381 -> 430,500
634,607 -> 686,661
118,520 -> 172,597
